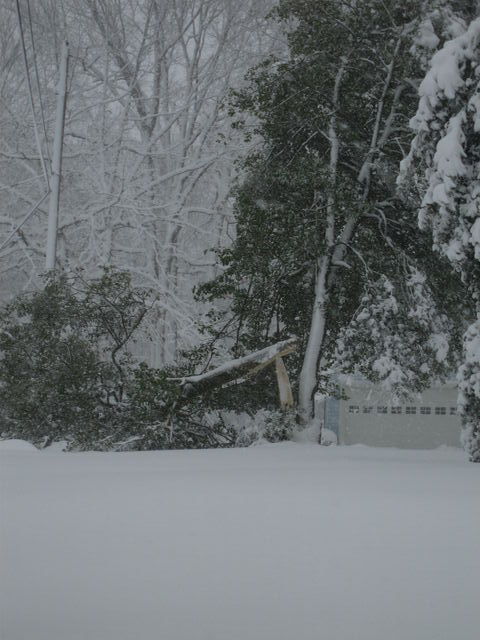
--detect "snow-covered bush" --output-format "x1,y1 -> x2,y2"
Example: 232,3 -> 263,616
334,270 -> 456,398
458,320 -> 480,462
234,410 -> 295,447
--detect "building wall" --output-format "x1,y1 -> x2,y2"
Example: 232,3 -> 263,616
334,384 -> 462,449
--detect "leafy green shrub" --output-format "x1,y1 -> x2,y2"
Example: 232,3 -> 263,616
0,268 -> 151,447
0,269 -> 238,451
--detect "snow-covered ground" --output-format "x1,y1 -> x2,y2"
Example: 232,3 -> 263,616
1,443 -> 478,640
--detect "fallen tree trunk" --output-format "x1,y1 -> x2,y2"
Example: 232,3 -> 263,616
170,337 -> 298,405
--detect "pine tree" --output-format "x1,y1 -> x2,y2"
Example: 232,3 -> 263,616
400,15 -> 480,461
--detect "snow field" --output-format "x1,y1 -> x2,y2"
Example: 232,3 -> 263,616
1,443 -> 479,640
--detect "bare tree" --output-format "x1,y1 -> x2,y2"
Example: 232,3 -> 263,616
0,0 -> 278,365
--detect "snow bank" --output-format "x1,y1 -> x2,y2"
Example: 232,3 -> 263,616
43,440 -> 68,452
0,444 -> 478,640
0,439 -> 38,452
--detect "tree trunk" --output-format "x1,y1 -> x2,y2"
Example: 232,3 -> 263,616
297,60 -> 346,425
275,356 -> 294,409
297,255 -> 330,424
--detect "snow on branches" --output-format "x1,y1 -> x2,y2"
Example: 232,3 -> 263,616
399,17 -> 480,268
458,319 -> 480,461
400,15 -> 480,460
334,269 -> 452,398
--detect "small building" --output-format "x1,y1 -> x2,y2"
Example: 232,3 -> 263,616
323,379 -> 462,449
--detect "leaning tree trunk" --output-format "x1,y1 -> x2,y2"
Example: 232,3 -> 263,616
297,60 -> 345,425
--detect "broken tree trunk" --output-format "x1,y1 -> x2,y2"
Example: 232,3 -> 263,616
171,337 -> 297,407
275,356 -> 294,409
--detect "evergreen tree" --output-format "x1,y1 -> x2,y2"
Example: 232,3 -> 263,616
200,0 -> 466,427
400,15 -> 480,461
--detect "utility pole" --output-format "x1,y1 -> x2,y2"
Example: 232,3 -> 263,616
46,41 -> 69,271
